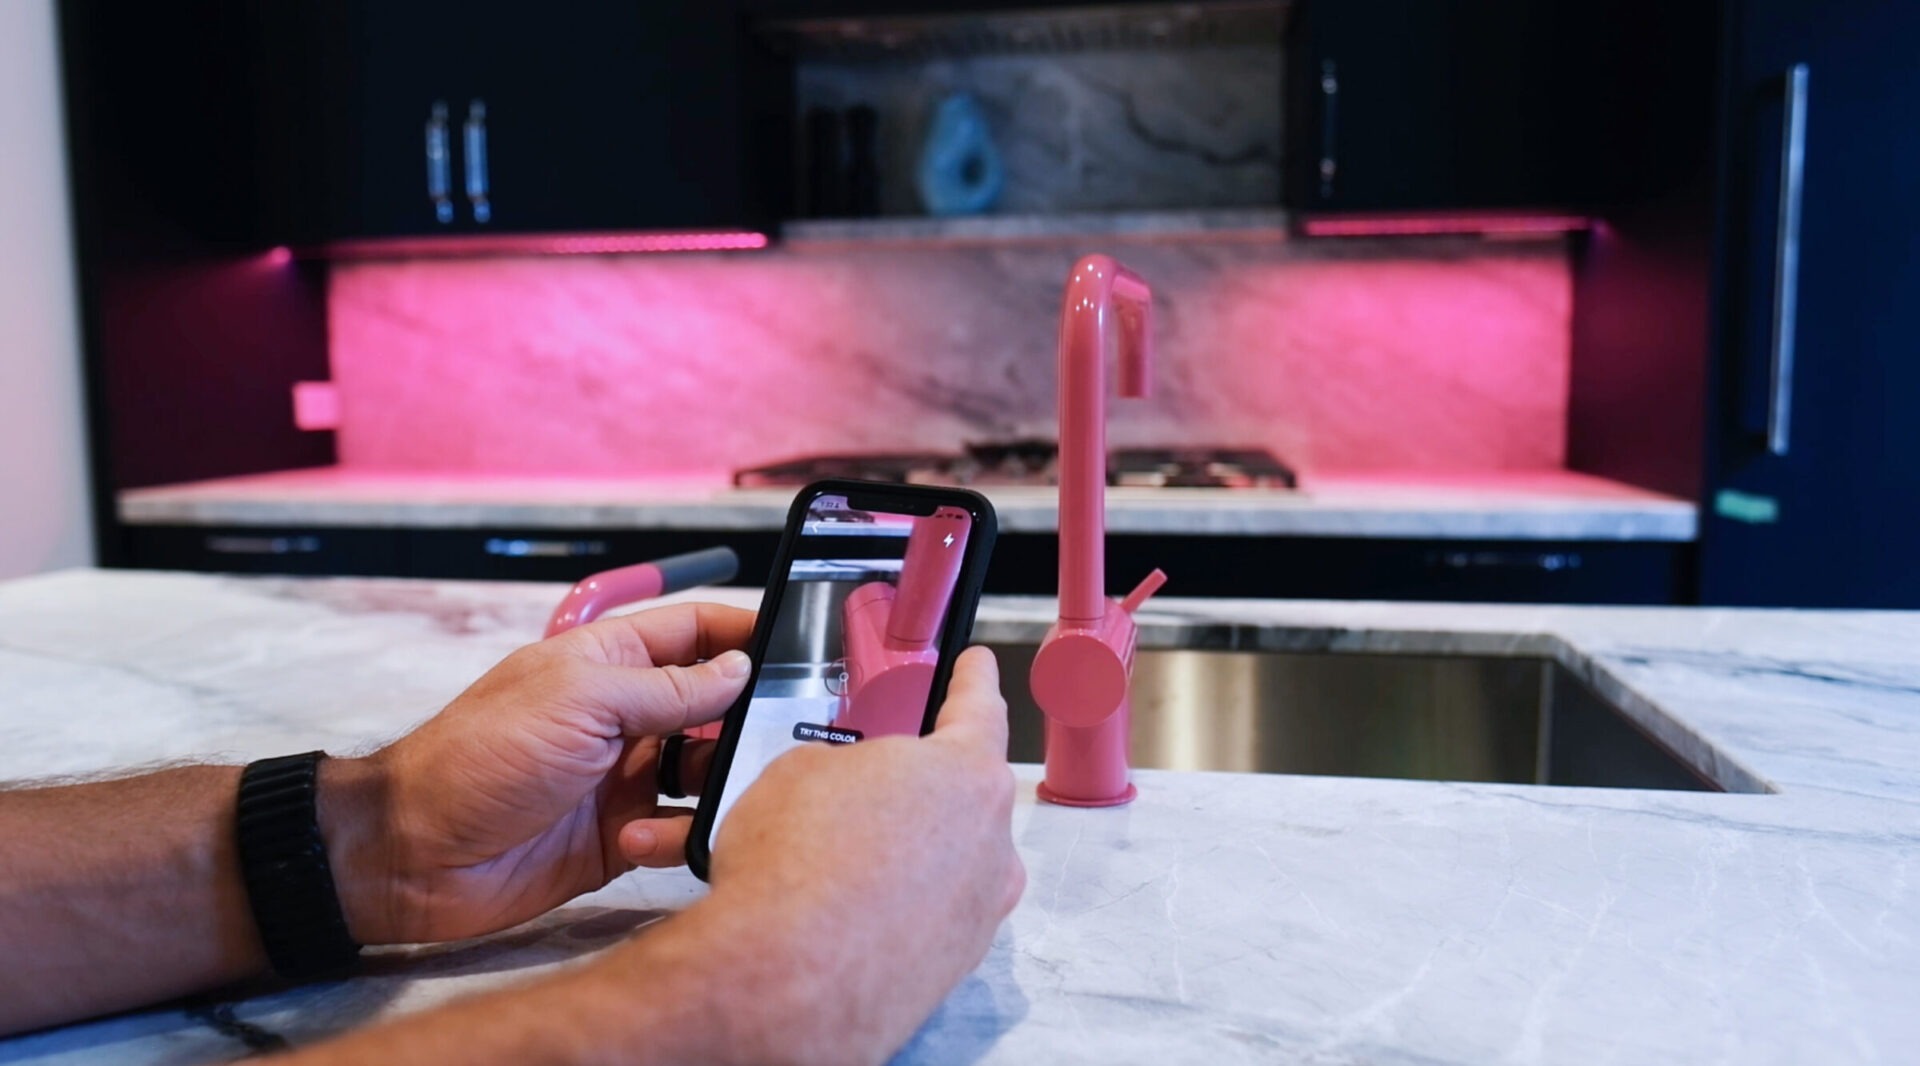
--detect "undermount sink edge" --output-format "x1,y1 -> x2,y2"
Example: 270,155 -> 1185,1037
969,613 -> 1777,795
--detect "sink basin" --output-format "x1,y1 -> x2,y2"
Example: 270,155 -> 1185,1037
752,662 -> 840,701
987,644 -> 1724,792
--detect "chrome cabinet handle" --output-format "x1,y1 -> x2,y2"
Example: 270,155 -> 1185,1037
426,101 -> 454,224
464,99 -> 492,224
1431,551 -> 1583,573
206,535 -> 322,556
1767,64 -> 1809,457
484,538 -> 610,559
1317,60 -> 1339,200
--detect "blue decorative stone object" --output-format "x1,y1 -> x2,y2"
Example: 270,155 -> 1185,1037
916,94 -> 1005,217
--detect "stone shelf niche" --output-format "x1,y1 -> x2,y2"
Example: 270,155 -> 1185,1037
767,2 -> 1289,230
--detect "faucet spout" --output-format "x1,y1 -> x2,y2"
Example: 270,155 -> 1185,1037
1058,254 -> 1154,624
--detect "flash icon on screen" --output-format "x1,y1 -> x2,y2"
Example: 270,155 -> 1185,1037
943,534 -> 955,547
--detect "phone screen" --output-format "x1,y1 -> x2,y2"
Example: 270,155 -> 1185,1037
701,486 -> 990,852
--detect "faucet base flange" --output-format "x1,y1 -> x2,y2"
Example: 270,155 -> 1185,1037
1036,781 -> 1137,808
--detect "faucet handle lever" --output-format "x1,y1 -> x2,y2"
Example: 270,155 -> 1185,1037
1119,568 -> 1168,615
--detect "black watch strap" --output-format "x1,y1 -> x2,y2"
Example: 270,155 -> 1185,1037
235,752 -> 361,980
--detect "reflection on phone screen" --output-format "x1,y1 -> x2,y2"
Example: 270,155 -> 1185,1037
709,494 -> 975,837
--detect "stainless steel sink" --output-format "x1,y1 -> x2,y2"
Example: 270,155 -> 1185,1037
987,644 -> 1724,792
751,662 -> 841,701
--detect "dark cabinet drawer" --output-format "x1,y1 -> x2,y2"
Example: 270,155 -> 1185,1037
123,527 -> 404,577
983,534 -> 1688,605
406,529 -> 781,586
119,524 -> 1685,605
1118,537 -> 1688,604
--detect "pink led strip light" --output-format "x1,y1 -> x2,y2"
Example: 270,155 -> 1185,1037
1302,215 -> 1591,238
309,231 -> 771,260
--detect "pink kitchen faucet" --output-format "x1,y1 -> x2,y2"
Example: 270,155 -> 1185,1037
839,507 -> 972,736
1029,254 -> 1167,807
545,546 -> 740,740
543,546 -> 740,637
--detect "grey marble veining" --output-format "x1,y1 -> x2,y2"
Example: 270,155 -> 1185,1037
118,469 -> 1698,542
796,45 -> 1282,216
3,570 -> 1916,1064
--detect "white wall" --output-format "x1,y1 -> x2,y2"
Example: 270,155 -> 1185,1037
0,0 -> 93,577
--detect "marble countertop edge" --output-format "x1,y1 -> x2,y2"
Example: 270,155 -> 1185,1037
117,473 -> 1701,542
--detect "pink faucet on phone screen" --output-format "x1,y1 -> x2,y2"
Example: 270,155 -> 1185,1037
1029,254 -> 1167,807
839,507 -> 972,736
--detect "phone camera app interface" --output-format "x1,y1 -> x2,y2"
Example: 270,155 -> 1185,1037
709,494 -> 974,836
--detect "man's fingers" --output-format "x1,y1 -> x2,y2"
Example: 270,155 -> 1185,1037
618,811 -> 696,869
931,646 -> 1010,756
571,602 -> 757,669
580,650 -> 751,738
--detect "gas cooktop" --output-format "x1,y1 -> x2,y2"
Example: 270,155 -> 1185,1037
733,441 -> 1297,490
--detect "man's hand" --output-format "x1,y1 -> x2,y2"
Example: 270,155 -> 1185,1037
693,645 -> 1027,1063
325,602 -> 755,945
283,645 -> 1026,1066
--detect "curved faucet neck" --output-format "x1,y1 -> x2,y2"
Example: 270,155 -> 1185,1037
1057,254 -> 1153,624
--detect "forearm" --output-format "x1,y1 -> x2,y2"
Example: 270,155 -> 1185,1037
0,766 -> 267,1035
282,880 -> 908,1066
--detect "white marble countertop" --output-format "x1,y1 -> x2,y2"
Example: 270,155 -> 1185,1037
3,569 -> 1915,1064
117,467 -> 1699,542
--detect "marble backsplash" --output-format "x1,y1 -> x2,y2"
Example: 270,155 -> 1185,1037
326,236 -> 1572,477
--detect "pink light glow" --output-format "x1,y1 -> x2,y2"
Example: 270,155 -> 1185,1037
1302,215 -> 1591,238
318,231 -> 770,260
324,241 -> 1572,477
290,381 -> 341,431
264,246 -> 295,266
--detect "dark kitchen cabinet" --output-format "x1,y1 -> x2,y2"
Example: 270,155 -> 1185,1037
124,527 -> 405,578
119,523 -> 1684,605
58,0 -> 339,577
1695,0 -> 1920,606
739,0 -> 1165,15
1284,0 -> 1717,214
261,1 -> 784,243
1013,536 -> 1687,605
979,534 -> 1685,605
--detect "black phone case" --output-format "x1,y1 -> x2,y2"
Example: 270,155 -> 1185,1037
685,479 -> 998,882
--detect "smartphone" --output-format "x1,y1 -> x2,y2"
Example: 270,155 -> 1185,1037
686,479 -> 998,881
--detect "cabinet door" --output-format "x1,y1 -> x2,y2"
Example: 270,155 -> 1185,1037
340,3 -> 487,237
263,2 -> 489,241
467,4 -> 758,234
1700,0 -> 1920,606
1284,0 -> 1715,213
262,1 -> 771,241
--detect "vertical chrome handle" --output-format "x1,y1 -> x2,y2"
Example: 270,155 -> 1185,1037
1318,60 -> 1339,200
464,99 -> 492,224
1767,64 -> 1809,457
425,101 -> 454,224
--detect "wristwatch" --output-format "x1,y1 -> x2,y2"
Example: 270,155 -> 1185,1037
234,752 -> 362,980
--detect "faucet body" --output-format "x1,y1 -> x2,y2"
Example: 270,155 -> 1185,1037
1029,255 -> 1165,807
839,508 -> 971,736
